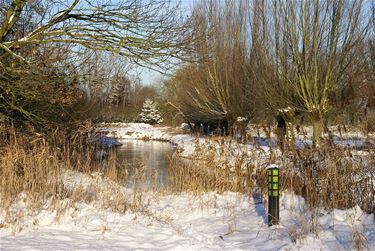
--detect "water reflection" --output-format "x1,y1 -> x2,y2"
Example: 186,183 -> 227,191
115,139 -> 176,187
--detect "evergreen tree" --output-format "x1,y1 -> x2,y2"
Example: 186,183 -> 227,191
138,99 -> 163,124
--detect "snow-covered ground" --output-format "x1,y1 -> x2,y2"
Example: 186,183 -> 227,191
2,187 -> 374,250
2,191 -> 374,250
1,123 -> 374,250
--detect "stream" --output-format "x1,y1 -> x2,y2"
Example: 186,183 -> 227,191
115,139 -> 176,188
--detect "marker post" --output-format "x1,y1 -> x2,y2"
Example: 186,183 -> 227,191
268,165 -> 280,226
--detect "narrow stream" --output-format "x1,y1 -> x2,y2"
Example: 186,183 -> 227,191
115,139 -> 176,188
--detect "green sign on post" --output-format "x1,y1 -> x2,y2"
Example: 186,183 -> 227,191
268,165 -> 280,226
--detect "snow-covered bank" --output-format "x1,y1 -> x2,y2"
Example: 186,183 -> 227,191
100,123 -> 272,162
100,123 -> 374,159
1,188 -> 374,250
100,123 -> 205,157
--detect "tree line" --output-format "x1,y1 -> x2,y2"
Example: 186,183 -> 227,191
0,0 -> 374,146
0,0 -> 192,128
165,0 -> 374,145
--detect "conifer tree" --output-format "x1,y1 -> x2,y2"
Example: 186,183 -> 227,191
138,99 -> 163,124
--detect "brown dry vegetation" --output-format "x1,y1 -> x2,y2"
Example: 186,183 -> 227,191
1,124 -> 373,216
168,137 -> 374,215
281,147 -> 374,213
166,136 -> 374,248
0,124 -> 154,227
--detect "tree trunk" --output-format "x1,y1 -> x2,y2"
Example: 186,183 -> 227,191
226,114 -> 235,138
311,113 -> 322,148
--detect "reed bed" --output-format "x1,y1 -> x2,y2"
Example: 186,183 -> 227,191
0,125 -> 149,228
168,139 -> 261,195
280,146 -> 375,214
168,136 -> 374,215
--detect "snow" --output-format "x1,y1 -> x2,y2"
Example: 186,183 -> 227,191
94,136 -> 122,149
1,123 -> 374,250
101,123 -> 201,158
236,116 -> 247,122
101,123 -> 375,155
2,188 -> 374,250
137,99 -> 163,124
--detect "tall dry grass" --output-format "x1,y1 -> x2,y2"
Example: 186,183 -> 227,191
0,125 -> 137,228
279,146 -> 375,214
168,138 -> 258,194
168,136 -> 374,215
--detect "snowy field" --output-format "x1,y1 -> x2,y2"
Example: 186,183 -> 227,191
2,190 -> 374,250
1,123 -> 374,250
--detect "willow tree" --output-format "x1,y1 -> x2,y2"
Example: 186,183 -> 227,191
271,0 -> 371,146
166,0 -> 255,126
0,0 -> 194,124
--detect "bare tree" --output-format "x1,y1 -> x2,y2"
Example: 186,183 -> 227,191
166,0 -> 372,147
108,75 -> 132,108
0,0 -> 195,125
270,0 -> 372,146
166,0 -> 256,126
0,0 -> 194,68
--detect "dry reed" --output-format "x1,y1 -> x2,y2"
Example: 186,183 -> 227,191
0,125 -> 138,227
